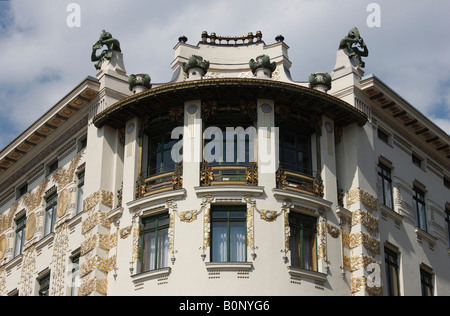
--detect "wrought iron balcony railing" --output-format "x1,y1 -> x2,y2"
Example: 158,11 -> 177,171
276,166 -> 324,198
200,161 -> 258,186
135,163 -> 183,199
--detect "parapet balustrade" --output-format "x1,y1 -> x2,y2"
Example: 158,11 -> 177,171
201,31 -> 263,46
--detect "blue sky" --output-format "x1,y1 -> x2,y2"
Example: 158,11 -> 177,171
0,0 -> 449,150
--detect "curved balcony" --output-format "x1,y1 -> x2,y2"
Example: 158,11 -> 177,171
200,161 -> 258,186
136,163 -> 183,198
276,166 -> 324,198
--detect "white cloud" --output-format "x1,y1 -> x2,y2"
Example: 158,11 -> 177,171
0,0 -> 449,149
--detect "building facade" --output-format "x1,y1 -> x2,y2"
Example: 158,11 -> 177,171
0,29 -> 449,296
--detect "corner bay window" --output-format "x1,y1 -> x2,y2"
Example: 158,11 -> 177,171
211,206 -> 247,263
147,132 -> 178,177
140,213 -> 170,273
279,131 -> 312,176
289,212 -> 317,271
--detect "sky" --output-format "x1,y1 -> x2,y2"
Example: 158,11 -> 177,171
0,0 -> 449,150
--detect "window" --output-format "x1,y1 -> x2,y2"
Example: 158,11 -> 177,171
279,131 -> 312,176
147,132 -> 178,177
38,273 -> 50,296
76,172 -> 85,215
140,213 -> 170,273
444,177 -> 450,190
204,128 -> 254,166
413,187 -> 427,232
377,128 -> 389,144
289,212 -> 317,271
211,206 -> 247,263
44,193 -> 58,236
420,269 -> 433,296
378,163 -> 393,209
71,255 -> 80,296
445,206 -> 450,247
47,160 -> 58,176
14,216 -> 26,257
17,183 -> 28,199
384,248 -> 400,296
412,154 -> 422,168
78,136 -> 87,152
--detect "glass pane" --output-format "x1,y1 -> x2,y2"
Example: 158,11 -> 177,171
391,266 -> 400,296
298,136 -> 311,153
384,180 -> 393,209
150,136 -> 162,152
229,211 -> 247,219
158,228 -> 169,269
211,222 -> 227,262
303,218 -> 316,230
143,220 -> 156,231
163,150 -> 175,172
289,215 -> 301,227
44,210 -> 53,235
158,217 -> 170,227
230,222 -> 246,262
14,230 -> 23,257
282,133 -> 296,148
289,227 -> 300,268
418,204 -> 427,231
142,232 -> 156,272
211,211 -> 228,219
302,230 -> 316,270
282,148 -> 296,170
77,185 -> 84,214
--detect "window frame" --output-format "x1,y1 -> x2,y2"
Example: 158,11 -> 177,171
378,163 -> 394,209
38,273 -> 51,297
279,130 -> 312,176
139,213 -> 170,273
76,171 -> 85,215
71,255 -> 80,296
446,206 -> 450,248
289,212 -> 318,271
44,193 -> 58,236
384,247 -> 400,296
420,269 -> 433,296
147,132 -> 179,177
413,187 -> 427,232
14,216 -> 26,257
210,205 -> 247,263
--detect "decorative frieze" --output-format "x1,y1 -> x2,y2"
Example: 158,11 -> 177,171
347,188 -> 378,212
52,152 -> 83,189
20,245 -> 37,296
351,209 -> 379,234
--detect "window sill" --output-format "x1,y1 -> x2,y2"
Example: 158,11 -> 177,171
379,204 -> 403,223
131,267 -> 171,284
127,189 -> 186,213
195,185 -> 264,197
415,227 -> 437,246
272,188 -> 333,211
287,266 -> 327,283
205,262 -> 253,272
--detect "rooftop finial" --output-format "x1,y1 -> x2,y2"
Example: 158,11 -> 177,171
91,30 -> 122,70
339,27 -> 369,68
